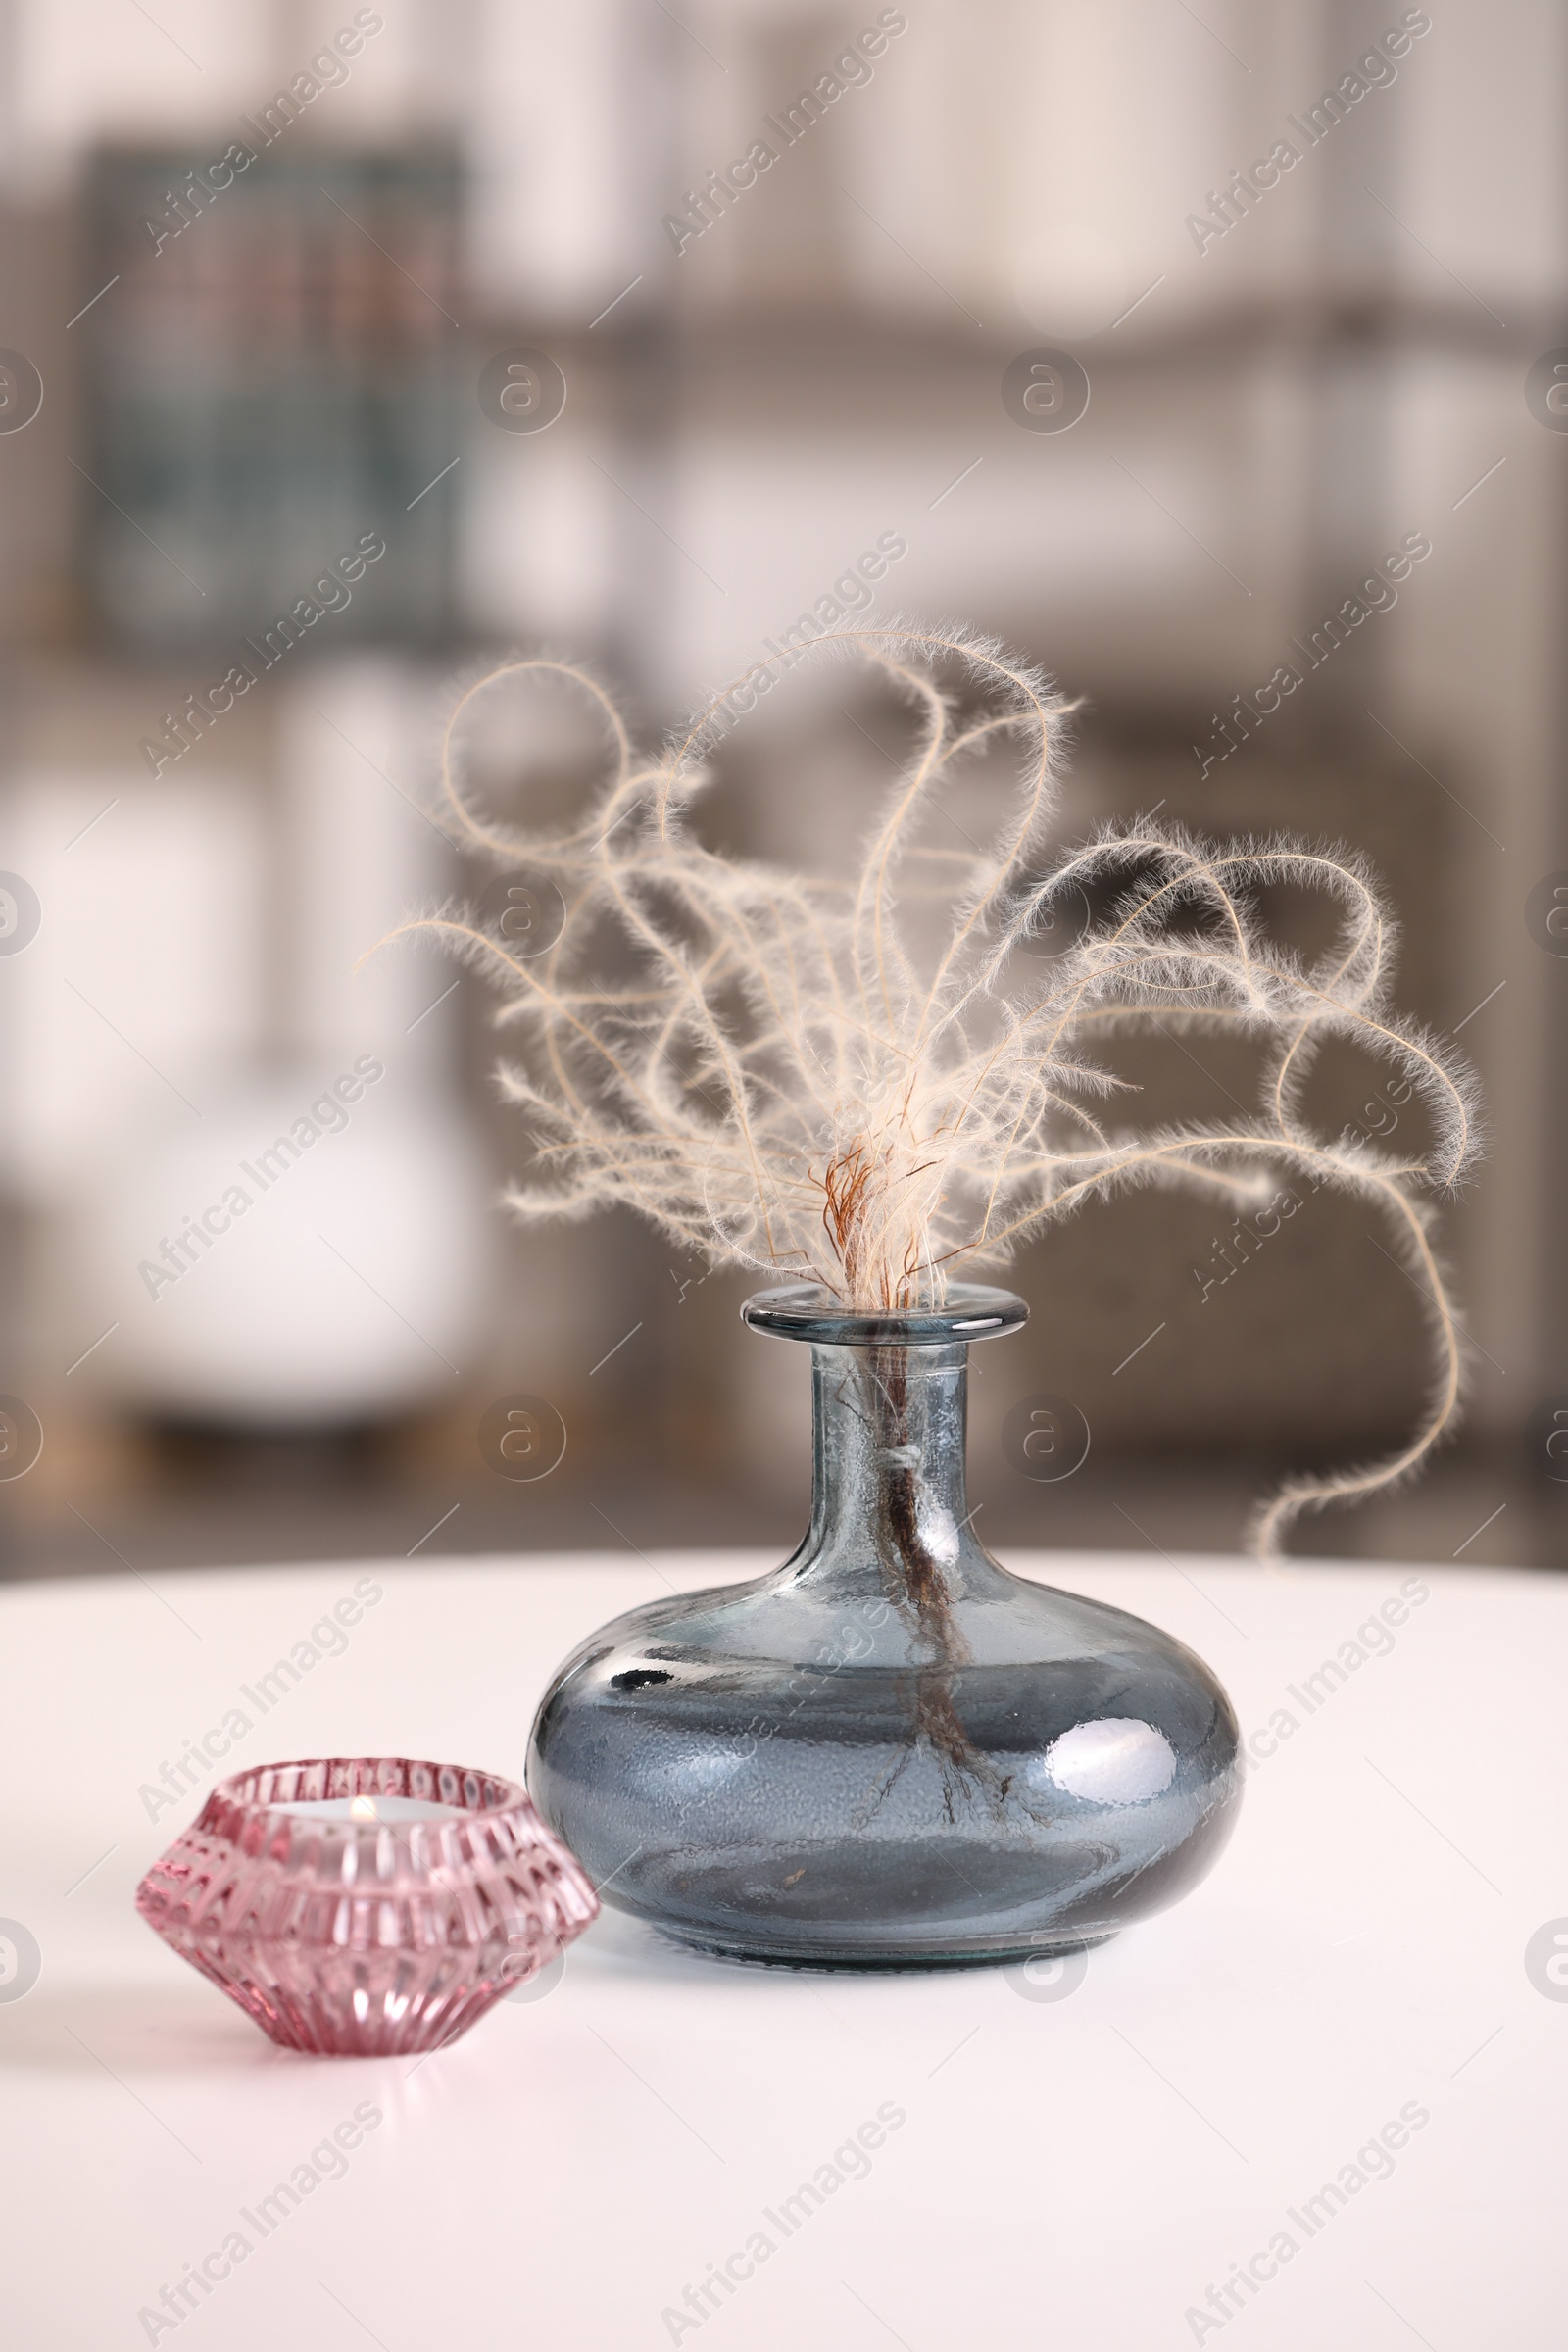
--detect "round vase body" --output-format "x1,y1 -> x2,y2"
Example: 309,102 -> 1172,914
528,1286 -> 1241,1967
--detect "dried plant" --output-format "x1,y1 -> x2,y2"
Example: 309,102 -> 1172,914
379,624 -> 1479,1560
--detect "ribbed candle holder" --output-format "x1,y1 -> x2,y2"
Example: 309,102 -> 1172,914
135,1755 -> 599,2055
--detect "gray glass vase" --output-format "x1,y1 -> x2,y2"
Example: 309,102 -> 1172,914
527,1283 -> 1241,1967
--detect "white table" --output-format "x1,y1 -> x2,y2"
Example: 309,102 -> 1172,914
1,1550 -> 1561,2350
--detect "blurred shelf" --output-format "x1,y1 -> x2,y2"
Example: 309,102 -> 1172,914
0,1437 -> 1551,1581
472,289 -> 1558,373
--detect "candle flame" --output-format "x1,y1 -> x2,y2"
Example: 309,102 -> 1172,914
349,1794 -> 379,1821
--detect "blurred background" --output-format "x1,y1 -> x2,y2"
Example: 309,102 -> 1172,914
0,0 -> 1562,1582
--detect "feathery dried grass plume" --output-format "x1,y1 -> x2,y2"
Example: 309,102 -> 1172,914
380,624 -> 1480,1558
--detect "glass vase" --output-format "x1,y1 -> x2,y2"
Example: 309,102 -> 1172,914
528,1284 -> 1241,1967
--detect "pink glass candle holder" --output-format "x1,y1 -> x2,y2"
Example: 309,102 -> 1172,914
135,1756 -> 599,2056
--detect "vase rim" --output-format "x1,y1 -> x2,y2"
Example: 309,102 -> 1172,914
741,1281 -> 1027,1348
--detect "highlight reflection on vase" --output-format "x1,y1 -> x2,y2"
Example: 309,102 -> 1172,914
529,1285 -> 1242,1966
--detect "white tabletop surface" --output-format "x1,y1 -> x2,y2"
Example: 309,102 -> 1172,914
1,1548 -> 1562,2351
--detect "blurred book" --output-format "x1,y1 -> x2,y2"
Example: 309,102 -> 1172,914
80,145 -> 464,649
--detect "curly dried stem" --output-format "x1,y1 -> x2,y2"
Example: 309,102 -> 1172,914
371,627 -> 1482,1558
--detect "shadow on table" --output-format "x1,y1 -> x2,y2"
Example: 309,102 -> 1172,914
0,1982 -> 306,2073
0,1911 -> 912,2079
569,1905 -> 731,1984
0,1925 -> 714,2074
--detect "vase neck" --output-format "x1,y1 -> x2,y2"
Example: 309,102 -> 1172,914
794,1339 -> 977,1587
